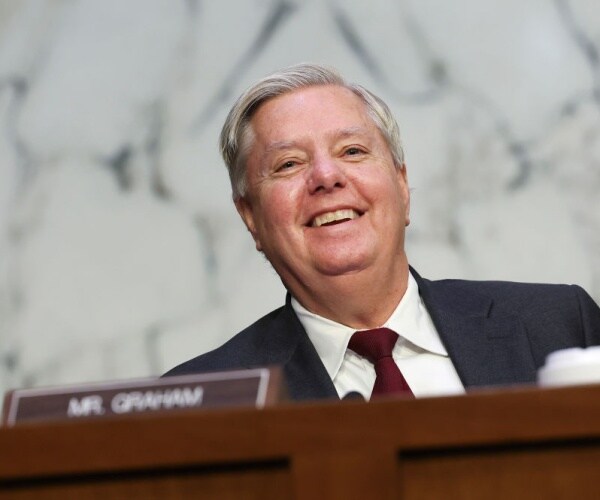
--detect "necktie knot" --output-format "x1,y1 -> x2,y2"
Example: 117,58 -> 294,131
348,327 -> 399,364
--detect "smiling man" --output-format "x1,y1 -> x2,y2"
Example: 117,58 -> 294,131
166,64 -> 600,401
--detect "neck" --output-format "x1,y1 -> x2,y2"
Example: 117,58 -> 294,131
291,258 -> 410,329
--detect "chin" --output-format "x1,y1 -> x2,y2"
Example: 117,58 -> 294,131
313,258 -> 372,277
310,242 -> 373,272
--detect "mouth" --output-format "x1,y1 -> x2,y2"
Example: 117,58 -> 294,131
310,209 -> 362,228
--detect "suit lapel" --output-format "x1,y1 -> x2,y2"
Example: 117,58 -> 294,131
412,269 -> 538,388
277,297 -> 339,401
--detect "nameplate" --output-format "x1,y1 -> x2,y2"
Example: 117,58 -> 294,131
2,367 -> 285,426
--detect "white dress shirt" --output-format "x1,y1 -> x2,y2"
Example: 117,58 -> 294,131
291,272 -> 465,400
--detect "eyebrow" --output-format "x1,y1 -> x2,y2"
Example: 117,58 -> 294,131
333,126 -> 370,140
263,141 -> 298,155
263,127 -> 371,156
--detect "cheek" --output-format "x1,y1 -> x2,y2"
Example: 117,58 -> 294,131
256,188 -> 298,235
371,175 -> 408,218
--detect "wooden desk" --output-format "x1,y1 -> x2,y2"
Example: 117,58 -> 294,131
1,384 -> 599,499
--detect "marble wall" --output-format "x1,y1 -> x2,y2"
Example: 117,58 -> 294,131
1,0 -> 599,396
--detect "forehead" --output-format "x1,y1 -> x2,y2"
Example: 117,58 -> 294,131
249,85 -> 376,143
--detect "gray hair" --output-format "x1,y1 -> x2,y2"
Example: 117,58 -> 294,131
219,63 -> 404,200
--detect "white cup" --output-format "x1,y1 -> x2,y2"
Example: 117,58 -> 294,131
538,346 -> 600,387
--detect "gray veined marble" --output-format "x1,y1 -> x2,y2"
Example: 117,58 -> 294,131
0,0 -> 598,397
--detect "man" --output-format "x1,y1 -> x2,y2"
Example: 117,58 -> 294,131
166,63 -> 600,401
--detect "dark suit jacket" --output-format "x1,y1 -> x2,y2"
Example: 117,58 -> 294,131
165,270 -> 600,400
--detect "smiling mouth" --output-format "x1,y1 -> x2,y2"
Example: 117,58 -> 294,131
311,209 -> 361,227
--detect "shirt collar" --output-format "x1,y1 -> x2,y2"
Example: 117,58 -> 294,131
291,271 -> 448,381
384,273 -> 448,356
291,298 -> 354,381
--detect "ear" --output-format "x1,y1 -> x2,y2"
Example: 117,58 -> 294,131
397,163 -> 410,227
235,197 -> 263,252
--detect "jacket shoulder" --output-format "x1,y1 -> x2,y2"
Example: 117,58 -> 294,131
421,275 -> 600,346
163,304 -> 295,377
423,276 -> 581,313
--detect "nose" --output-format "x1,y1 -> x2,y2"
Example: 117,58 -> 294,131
307,155 -> 347,194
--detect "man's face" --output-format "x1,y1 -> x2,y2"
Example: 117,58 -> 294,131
236,85 -> 410,298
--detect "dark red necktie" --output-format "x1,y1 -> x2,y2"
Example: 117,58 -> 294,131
348,328 -> 414,398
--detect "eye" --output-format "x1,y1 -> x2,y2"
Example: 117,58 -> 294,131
344,146 -> 365,156
277,160 -> 297,171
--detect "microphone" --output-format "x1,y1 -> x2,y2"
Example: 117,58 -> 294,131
341,391 -> 366,401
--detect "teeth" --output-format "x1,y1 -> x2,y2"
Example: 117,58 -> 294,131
312,209 -> 359,227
